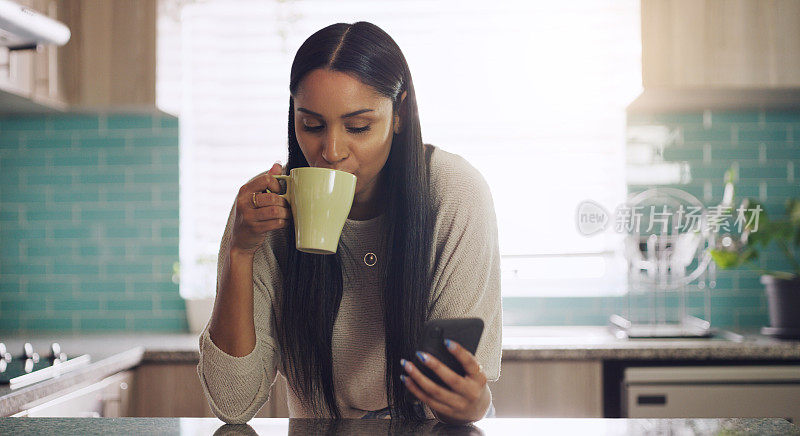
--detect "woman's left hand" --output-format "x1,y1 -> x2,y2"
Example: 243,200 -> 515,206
400,339 -> 490,424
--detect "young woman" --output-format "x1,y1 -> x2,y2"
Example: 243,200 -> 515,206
198,21 -> 502,424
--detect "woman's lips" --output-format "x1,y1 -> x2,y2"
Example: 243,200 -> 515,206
313,165 -> 355,175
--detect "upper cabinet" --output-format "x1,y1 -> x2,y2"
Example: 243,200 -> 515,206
641,0 -> 800,89
56,0 -> 156,108
0,0 -> 68,112
0,0 -> 156,114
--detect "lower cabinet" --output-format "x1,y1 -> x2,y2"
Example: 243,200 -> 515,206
489,360 -> 603,417
13,371 -> 134,417
132,362 -> 289,418
133,360 -> 603,418
12,360 -> 602,418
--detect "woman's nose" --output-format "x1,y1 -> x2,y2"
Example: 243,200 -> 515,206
321,129 -> 348,164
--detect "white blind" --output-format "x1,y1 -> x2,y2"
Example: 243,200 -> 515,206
157,0 -> 641,299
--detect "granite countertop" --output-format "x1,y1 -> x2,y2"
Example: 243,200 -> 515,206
1,417 -> 798,435
2,326 -> 800,416
501,326 -> 800,360
5,326 -> 800,365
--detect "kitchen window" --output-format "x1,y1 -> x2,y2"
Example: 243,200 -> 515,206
157,0 -> 641,300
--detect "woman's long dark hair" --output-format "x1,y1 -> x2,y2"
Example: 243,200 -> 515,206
276,22 -> 434,420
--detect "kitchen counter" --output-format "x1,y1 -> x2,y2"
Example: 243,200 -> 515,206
7,325 -> 800,364
1,417 -> 798,435
2,327 -> 800,417
0,334 -> 196,417
501,326 -> 800,360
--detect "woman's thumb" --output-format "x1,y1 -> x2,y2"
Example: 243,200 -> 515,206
268,161 -> 283,174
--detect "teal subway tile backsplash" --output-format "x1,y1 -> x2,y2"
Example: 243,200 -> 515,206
623,107 -> 799,331
0,117 -> 48,131
50,115 -> 100,131
708,111 -> 763,124
737,126 -> 788,142
682,126 -> 733,142
22,317 -> 74,331
507,108 -> 798,330
80,316 -> 127,331
0,112 -> 184,333
106,115 -> 155,130
3,109 -> 794,332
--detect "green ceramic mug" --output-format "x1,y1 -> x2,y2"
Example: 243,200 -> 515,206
269,167 -> 357,254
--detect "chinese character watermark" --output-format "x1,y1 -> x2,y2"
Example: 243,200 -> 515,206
576,193 -> 762,236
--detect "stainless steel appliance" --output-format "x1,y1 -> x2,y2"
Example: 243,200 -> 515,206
623,365 -> 800,423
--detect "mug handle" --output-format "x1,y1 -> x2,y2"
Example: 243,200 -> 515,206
267,174 -> 290,201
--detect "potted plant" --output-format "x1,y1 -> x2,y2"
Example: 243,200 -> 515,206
709,171 -> 800,339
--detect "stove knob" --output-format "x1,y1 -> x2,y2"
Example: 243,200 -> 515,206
49,343 -> 67,362
0,343 -> 11,362
0,359 -> 6,373
23,343 -> 40,363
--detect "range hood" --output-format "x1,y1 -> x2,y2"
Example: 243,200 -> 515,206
0,0 -> 70,50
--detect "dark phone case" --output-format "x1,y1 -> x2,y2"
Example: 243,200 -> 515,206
413,318 -> 484,388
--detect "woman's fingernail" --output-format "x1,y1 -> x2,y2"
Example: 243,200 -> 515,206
400,358 -> 410,371
415,351 -> 427,363
400,374 -> 407,383
444,338 -> 455,350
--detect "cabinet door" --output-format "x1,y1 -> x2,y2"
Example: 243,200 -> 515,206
100,371 -> 134,418
641,0 -> 800,88
133,363 -> 289,418
0,0 -> 62,102
489,360 -> 603,417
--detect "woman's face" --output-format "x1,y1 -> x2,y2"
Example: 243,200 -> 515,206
292,68 -> 401,202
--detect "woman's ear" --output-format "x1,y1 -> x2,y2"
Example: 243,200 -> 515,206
393,90 -> 407,135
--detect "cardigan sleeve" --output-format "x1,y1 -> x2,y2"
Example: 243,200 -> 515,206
197,197 -> 284,423
427,153 -> 503,382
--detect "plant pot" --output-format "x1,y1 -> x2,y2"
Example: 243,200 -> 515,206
760,275 -> 800,339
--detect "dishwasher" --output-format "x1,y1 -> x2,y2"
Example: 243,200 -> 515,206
622,365 -> 800,423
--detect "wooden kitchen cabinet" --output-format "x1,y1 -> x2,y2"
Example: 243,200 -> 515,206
56,0 -> 157,107
641,0 -> 800,88
0,0 -> 157,114
489,360 -> 603,418
0,0 -> 68,112
134,360 -> 603,418
133,363 -> 289,418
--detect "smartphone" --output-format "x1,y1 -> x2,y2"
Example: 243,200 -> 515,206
413,317 -> 484,389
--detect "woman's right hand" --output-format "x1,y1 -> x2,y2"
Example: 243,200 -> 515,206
230,162 -> 291,254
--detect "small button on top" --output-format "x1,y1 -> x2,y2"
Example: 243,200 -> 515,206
364,252 -> 377,267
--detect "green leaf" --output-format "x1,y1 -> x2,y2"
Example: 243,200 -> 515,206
747,220 -> 773,248
787,198 -> 800,226
709,249 -> 743,269
724,167 -> 735,185
772,221 -> 795,242
794,225 -> 800,247
740,247 -> 757,263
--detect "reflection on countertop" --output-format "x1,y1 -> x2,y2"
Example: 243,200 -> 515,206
1,417 -> 798,435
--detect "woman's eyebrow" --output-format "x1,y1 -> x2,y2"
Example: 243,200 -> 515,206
297,108 -> 375,118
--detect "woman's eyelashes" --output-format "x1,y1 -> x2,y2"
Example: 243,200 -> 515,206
301,124 -> 371,134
